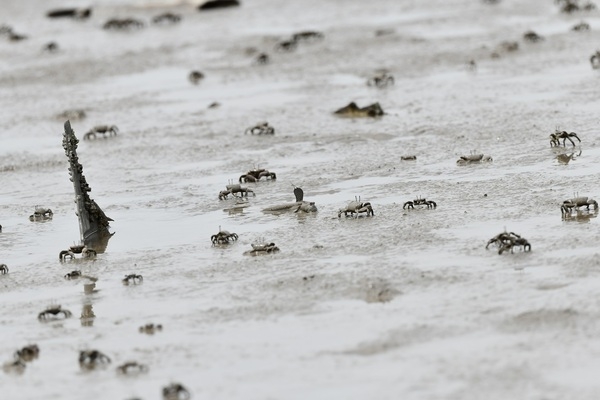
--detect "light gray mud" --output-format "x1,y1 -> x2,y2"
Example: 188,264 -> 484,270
2,0 -> 600,399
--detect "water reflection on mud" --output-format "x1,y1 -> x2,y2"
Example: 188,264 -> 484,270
562,210 -> 598,223
80,303 -> 95,327
556,149 -> 582,165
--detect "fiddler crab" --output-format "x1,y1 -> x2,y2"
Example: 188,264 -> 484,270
486,231 -> 531,255
523,30 -> 544,42
292,30 -> 324,42
245,121 -> 275,135
338,197 -> 374,218
456,152 -> 493,165
239,168 -> 277,182
0,264 -> 8,274
152,12 -> 181,25
83,125 -> 119,140
550,129 -> 581,147
122,274 -> 143,285
274,39 -> 297,52
219,183 -> 255,200
561,195 -> 598,216
163,383 -> 191,400
254,53 -> 269,65
591,51 -> 600,69
243,242 -> 280,256
188,70 -> 204,84
403,196 -> 437,209
43,42 -> 59,53
103,18 -> 144,30
38,305 -> 72,321
64,270 -> 82,279
274,30 -> 324,52
14,344 -> 39,363
59,244 -> 97,261
79,350 -> 111,370
557,0 -> 597,13
572,22 -> 590,31
211,227 -> 238,245
117,361 -> 149,375
139,323 -> 162,334
367,71 -> 394,88
29,207 -> 53,221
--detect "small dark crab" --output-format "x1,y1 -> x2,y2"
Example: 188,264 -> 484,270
557,0 -> 597,13
211,227 -> 238,245
59,244 -> 97,261
292,30 -> 324,42
14,345 -> 39,362
117,361 -> 149,375
219,183 -> 255,200
523,30 -> 544,42
29,207 -> 53,222
79,350 -> 111,369
84,125 -> 119,140
338,197 -> 374,218
122,274 -> 143,285
163,383 -> 191,400
591,51 -> 600,69
64,270 -> 82,280
572,21 -> 590,31
0,264 -> 8,274
152,12 -> 181,25
274,39 -> 298,52
403,196 -> 437,210
561,196 -> 598,215
103,18 -> 144,30
244,242 -> 280,256
38,305 -> 72,321
188,70 -> 204,84
499,236 -> 531,255
456,153 -> 493,165
486,231 -> 531,254
139,323 -> 163,334
239,168 -> 277,182
254,53 -> 269,65
42,42 -> 59,53
550,129 -> 581,147
486,231 -> 519,249
245,121 -> 275,135
367,72 -> 395,88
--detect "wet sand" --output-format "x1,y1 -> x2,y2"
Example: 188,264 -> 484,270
2,0 -> 600,398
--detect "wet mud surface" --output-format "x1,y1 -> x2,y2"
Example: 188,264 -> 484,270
2,0 -> 600,398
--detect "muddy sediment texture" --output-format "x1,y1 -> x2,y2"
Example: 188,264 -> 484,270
2,0 -> 600,399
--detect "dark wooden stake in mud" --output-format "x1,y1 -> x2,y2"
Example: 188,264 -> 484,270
62,120 -> 114,253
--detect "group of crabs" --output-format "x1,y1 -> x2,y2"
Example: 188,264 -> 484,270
488,127 -> 597,254
212,164 -> 441,254
4,342 -> 187,399
208,126 -> 599,257
4,272 -> 170,384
